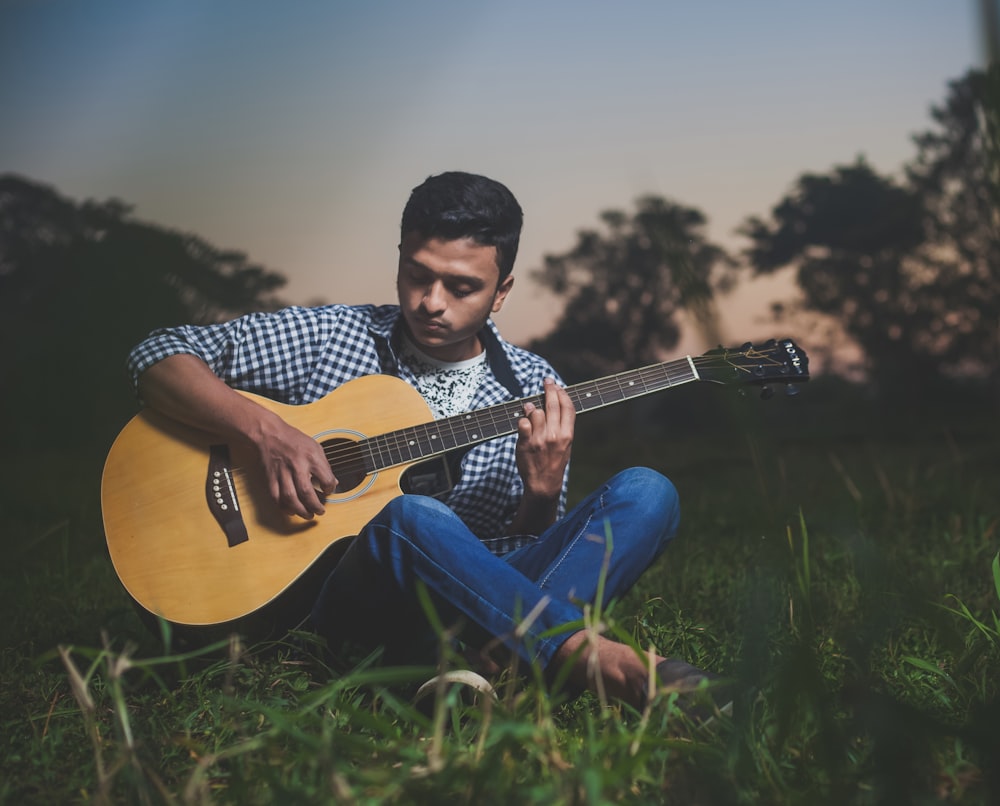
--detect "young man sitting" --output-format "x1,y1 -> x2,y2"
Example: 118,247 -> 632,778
127,171 -> 724,712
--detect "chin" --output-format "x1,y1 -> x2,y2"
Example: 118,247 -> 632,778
414,332 -> 448,348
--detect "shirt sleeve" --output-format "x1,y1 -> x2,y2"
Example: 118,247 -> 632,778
126,306 -> 341,404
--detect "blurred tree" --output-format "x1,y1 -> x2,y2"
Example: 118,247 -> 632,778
740,159 -> 926,392
743,71 -> 1000,395
0,174 -> 287,457
907,69 -> 1000,381
527,196 -> 734,382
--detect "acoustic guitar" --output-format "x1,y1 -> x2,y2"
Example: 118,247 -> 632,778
102,339 -> 808,635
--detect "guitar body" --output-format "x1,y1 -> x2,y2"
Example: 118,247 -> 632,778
102,374 -> 433,630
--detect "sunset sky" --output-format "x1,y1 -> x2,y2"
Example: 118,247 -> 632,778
0,0 -> 982,350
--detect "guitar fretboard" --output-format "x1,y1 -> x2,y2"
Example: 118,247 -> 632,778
360,356 -> 699,472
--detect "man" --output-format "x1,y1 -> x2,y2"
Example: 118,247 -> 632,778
128,171 -> 720,711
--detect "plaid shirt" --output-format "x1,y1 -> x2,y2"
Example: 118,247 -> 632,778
127,304 -> 568,555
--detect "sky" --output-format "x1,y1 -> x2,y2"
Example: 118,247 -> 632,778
0,0 -> 983,352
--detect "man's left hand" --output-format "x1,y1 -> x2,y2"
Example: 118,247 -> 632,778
515,377 -> 575,501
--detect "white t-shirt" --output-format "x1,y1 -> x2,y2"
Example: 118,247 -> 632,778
399,334 -> 488,419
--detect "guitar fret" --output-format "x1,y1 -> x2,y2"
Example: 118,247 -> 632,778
373,436 -> 391,468
475,412 -> 497,440
439,417 -> 460,451
359,442 -> 375,474
372,433 -> 389,469
389,433 -> 407,465
403,430 -> 418,461
491,404 -> 514,437
602,378 -> 626,403
575,383 -> 599,410
418,422 -> 438,455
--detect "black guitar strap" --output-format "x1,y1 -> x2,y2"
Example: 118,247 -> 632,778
480,325 -> 525,399
436,326 -> 524,492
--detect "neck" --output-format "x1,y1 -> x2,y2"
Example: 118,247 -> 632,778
403,326 -> 483,363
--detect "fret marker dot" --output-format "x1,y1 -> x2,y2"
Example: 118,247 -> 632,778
586,392 -> 592,397
628,381 -> 635,386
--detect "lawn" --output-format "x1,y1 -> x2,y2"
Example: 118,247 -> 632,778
2,379 -> 999,804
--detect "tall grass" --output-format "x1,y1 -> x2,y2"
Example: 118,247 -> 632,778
2,394 -> 999,803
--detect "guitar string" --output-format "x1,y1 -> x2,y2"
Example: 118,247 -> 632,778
320,359 -> 698,467
224,348 -> 794,484
222,362 -> 689,484
230,349 -> 794,487
313,349 -> 792,470
353,348 -> 794,464
319,356 -> 688,471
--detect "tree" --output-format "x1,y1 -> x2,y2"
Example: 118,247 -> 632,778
743,71 -> 1000,395
0,174 -> 288,456
740,159 -> 927,391
907,69 -> 1000,380
528,196 -> 734,382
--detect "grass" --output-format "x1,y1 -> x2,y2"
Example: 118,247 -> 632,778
2,384 -> 1000,803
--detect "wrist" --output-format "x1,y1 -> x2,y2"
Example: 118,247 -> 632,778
509,489 -> 560,536
229,397 -> 283,448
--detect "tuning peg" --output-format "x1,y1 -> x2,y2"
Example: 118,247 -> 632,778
785,383 -> 800,397
759,385 -> 774,400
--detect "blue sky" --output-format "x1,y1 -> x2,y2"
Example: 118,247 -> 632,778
0,0 -> 982,347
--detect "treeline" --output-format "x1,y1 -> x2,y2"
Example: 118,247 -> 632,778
0,175 -> 288,458
530,69 -> 1000,401
1,69 -> 997,465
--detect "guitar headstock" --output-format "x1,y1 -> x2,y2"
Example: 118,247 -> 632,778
695,339 -> 810,396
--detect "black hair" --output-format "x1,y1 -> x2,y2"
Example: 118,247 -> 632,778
400,172 -> 523,281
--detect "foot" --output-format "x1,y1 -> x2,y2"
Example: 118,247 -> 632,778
654,658 -> 734,725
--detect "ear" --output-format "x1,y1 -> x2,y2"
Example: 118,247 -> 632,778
492,275 -> 514,313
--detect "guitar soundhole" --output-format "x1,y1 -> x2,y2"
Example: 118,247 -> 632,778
321,437 -> 367,494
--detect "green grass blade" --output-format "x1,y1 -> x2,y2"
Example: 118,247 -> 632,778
901,656 -> 958,691
992,551 -> 1000,604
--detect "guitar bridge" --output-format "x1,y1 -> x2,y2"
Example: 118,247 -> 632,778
207,445 -> 249,547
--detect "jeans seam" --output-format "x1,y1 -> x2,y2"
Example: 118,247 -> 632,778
537,486 -> 608,591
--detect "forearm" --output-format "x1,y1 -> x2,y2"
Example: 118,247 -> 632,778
137,354 -> 281,445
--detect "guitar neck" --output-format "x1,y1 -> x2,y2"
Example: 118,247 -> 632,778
361,356 -> 701,472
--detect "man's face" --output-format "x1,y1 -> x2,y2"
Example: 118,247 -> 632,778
396,233 -> 514,362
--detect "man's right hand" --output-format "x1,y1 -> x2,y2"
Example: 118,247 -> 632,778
138,353 -> 337,520
254,411 -> 338,519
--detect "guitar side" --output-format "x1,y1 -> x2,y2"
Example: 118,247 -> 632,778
101,374 -> 434,627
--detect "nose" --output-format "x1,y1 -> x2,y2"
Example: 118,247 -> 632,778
422,281 -> 446,313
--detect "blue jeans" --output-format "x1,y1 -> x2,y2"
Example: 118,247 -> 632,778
311,467 -> 679,668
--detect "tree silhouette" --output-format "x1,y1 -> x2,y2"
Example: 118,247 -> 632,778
740,159 -> 927,392
743,70 -> 1000,395
907,69 -> 1000,381
528,196 -> 734,382
0,174 -> 288,457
